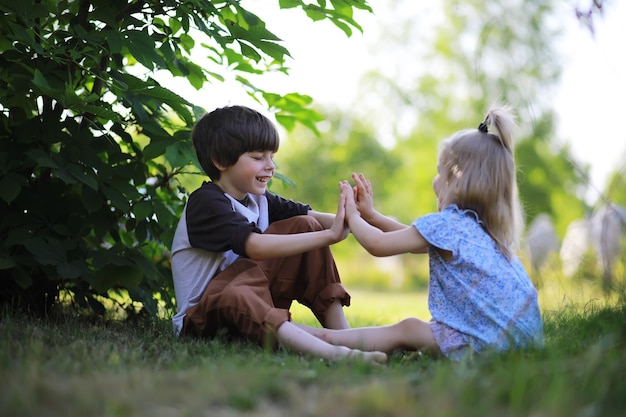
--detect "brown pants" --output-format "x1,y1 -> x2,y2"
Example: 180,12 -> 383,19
182,215 -> 350,349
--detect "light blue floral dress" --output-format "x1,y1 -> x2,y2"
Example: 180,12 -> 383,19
413,205 -> 544,359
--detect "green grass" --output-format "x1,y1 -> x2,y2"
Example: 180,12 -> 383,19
2,288 -> 626,417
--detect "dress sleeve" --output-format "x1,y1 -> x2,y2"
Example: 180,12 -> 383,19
185,186 -> 259,256
412,211 -> 458,253
265,191 -> 311,223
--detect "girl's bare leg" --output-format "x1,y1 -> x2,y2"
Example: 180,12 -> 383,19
323,300 -> 350,329
297,318 -> 440,354
276,321 -> 387,365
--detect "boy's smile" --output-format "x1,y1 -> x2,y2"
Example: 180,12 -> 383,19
215,151 -> 276,200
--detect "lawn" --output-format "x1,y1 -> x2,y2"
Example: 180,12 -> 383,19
2,284 -> 626,417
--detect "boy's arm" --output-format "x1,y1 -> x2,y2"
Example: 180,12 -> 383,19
245,193 -> 349,260
306,210 -> 334,229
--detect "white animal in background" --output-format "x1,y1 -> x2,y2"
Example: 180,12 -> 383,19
589,203 -> 626,287
559,203 -> 626,286
559,218 -> 591,278
524,213 -> 559,274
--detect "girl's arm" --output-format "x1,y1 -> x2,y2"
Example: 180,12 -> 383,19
340,181 -> 429,257
245,192 -> 349,260
352,172 -> 407,232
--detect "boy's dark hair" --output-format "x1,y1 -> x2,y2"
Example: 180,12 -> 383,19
192,105 -> 280,180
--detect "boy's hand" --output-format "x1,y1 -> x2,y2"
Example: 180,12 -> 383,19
330,186 -> 350,242
340,180 -> 360,221
352,172 -> 375,222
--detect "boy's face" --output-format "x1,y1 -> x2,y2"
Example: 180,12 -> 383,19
215,150 -> 276,199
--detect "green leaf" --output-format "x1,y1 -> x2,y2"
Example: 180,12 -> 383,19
186,61 -> 208,90
165,141 -> 196,169
0,172 -> 25,204
152,200 -> 176,224
275,114 -> 296,131
238,41 -> 262,62
57,262 -> 82,279
66,163 -> 98,190
76,104 -> 123,124
102,185 -> 131,212
169,17 -> 182,35
32,69 -> 57,97
105,31 -> 122,54
142,142 -> 167,161
93,264 -> 143,293
0,257 -> 17,270
272,172 -> 297,188
25,149 -> 60,169
330,17 -> 355,36
135,219 -> 148,242
254,40 -> 290,62
279,0 -> 300,9
179,33 -> 195,52
23,237 -> 67,266
304,7 -> 326,22
139,85 -> 191,105
133,200 -> 153,220
124,30 -> 159,70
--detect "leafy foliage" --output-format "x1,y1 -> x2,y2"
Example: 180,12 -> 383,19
0,0 -> 371,317
515,114 -> 589,236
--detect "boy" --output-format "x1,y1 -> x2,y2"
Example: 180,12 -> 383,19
171,105 -> 386,364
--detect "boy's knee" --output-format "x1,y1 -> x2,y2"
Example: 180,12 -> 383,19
294,215 -> 323,232
220,285 -> 251,308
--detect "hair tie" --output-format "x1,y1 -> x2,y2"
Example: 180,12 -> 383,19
478,122 -> 488,133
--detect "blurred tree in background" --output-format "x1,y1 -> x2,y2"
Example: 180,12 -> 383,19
604,161 -> 626,207
277,111 -> 399,212
360,0 -> 589,232
277,0 -> 595,289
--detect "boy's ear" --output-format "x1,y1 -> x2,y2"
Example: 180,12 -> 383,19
212,158 -> 228,172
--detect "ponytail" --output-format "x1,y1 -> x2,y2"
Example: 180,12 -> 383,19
478,105 -> 516,153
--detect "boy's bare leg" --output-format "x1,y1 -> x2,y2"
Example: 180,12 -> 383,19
323,299 -> 350,329
276,321 -> 387,365
297,318 -> 440,354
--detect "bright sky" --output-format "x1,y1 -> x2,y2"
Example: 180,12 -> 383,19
171,1 -> 626,205
553,1 -> 626,203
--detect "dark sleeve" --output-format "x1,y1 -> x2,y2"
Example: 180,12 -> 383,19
265,190 -> 311,223
185,185 -> 259,256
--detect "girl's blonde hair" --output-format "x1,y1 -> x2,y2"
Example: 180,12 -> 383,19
438,105 -> 523,259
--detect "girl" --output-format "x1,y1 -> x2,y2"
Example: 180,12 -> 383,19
302,106 -> 544,360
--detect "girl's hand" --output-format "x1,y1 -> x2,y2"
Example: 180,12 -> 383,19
352,172 -> 375,222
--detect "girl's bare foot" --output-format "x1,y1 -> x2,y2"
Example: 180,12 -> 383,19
335,346 -> 387,365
